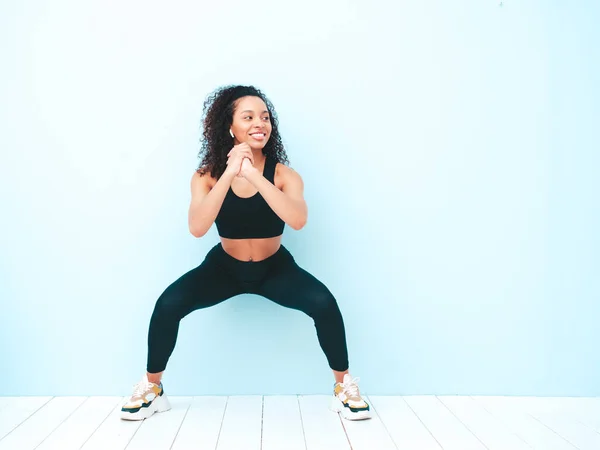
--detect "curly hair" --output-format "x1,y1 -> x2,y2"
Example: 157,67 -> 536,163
196,85 -> 289,179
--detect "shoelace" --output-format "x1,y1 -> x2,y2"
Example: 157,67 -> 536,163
131,379 -> 152,398
341,376 -> 361,398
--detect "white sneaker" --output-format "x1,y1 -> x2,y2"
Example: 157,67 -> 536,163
330,374 -> 371,420
120,375 -> 171,420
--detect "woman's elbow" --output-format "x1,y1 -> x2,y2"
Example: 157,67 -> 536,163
290,216 -> 307,231
189,222 -> 208,238
189,229 -> 204,238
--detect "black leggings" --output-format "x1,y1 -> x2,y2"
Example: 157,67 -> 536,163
146,243 -> 349,373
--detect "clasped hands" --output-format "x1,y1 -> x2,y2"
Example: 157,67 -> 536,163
225,143 -> 258,178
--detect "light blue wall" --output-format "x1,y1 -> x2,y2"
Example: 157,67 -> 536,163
1,0 -> 598,396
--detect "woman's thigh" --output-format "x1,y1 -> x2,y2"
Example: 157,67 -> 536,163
154,252 -> 243,317
257,258 -> 337,316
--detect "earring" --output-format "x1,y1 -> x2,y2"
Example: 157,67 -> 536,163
229,129 -> 234,138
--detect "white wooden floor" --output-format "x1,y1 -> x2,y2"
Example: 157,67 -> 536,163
0,395 -> 599,450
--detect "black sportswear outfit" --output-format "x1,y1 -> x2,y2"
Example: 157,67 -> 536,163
146,156 -> 349,373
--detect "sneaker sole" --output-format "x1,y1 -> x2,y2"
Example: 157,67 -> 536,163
120,394 -> 171,421
329,396 -> 372,421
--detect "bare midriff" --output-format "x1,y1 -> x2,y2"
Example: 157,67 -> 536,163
219,235 -> 282,262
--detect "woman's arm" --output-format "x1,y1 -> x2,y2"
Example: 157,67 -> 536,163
242,162 -> 308,230
188,170 -> 236,237
188,143 -> 255,237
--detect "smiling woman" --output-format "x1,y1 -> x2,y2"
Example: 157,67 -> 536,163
119,85 -> 371,422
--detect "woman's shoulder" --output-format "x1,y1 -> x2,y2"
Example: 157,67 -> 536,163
193,167 -> 217,189
274,160 -> 290,175
274,161 -> 302,189
274,160 -> 300,175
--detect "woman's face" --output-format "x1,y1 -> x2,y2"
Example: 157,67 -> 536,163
230,96 -> 272,151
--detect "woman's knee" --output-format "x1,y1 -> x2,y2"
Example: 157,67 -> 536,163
305,289 -> 341,318
151,285 -> 190,320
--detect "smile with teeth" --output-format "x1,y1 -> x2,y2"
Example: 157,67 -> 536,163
250,132 -> 266,139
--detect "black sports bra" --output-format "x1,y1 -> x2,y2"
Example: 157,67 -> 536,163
215,156 -> 285,239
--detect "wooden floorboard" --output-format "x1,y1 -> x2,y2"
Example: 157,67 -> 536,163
0,397 -> 53,443
0,395 -> 598,449
216,395 -> 263,450
0,397 -> 86,450
36,396 -> 123,450
497,396 -> 600,450
126,396 -> 193,450
170,396 -> 227,450
262,395 -> 306,450
369,395 -> 442,449
79,396 -> 142,450
406,395 -> 490,449
338,395 -> 397,450
299,395 -> 350,450
437,395 -> 532,450
471,396 -> 579,450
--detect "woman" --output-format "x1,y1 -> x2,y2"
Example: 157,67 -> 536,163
120,85 -> 370,421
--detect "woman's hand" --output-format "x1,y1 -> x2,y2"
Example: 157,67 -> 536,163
225,143 -> 254,177
239,157 -> 257,178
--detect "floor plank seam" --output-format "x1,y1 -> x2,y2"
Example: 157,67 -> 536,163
0,396 -> 55,443
78,397 -> 124,450
34,396 -> 89,450
214,395 -> 229,450
366,396 -> 399,450
296,395 -> 308,450
169,399 -> 192,450
401,397 -> 444,450
575,417 -> 600,436
435,396 -> 490,450
123,413 -> 144,449
260,395 -> 264,450
526,411 -> 580,449
468,396 -> 534,449
337,411 -> 353,450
